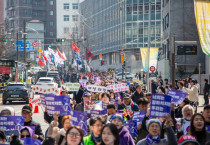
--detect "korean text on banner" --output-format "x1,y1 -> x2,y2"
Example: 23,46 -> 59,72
65,83 -> 80,91
150,94 -> 171,118
0,116 -> 24,130
167,90 -> 187,105
194,1 -> 210,56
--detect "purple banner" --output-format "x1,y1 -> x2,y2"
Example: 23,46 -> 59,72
70,110 -> 88,135
132,110 -> 147,125
125,120 -> 138,137
150,94 -> 171,118
45,94 -> 71,116
167,90 -> 187,105
90,110 -> 107,118
0,116 -> 24,130
21,138 -> 41,145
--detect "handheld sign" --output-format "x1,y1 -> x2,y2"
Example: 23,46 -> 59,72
45,94 -> 71,116
167,90 -> 187,105
125,120 -> 138,137
106,83 -> 129,92
150,94 -> 171,118
21,138 -> 41,145
65,83 -> 80,91
132,110 -> 147,125
0,116 -> 24,130
87,85 -> 108,92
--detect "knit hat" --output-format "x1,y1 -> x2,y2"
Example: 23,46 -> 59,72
178,135 -> 200,145
0,107 -> 15,116
146,119 -> 162,130
110,114 -> 125,123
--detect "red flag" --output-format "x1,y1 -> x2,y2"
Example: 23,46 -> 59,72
41,52 -> 47,61
38,58 -> 45,66
57,48 -> 65,60
72,41 -> 81,52
83,47 -> 94,60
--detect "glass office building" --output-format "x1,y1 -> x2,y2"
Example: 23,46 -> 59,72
80,0 -> 161,72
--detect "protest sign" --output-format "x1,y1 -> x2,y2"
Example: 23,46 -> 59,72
87,85 -> 108,92
132,110 -> 147,125
150,94 -> 171,118
32,85 -> 60,95
21,138 -> 41,145
70,110 -> 88,135
84,100 -> 103,112
0,116 -> 24,130
4,130 -> 19,136
90,110 -> 107,118
40,94 -> 46,108
65,83 -> 80,91
167,90 -> 187,105
31,98 -> 42,106
45,94 -> 71,116
106,83 -> 129,92
133,78 -> 143,85
125,120 -> 138,137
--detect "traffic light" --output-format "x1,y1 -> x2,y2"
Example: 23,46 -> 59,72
101,60 -> 104,66
4,39 -> 8,42
0,38 -> 8,42
56,38 -> 66,42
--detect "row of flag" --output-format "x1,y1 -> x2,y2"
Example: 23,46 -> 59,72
38,41 -> 94,67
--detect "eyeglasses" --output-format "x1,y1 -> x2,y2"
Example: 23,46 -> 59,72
94,124 -> 104,128
68,132 -> 81,138
21,135 -> 30,138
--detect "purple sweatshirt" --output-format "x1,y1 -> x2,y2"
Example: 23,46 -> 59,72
119,126 -> 135,145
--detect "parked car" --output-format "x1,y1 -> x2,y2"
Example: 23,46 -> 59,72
46,71 -> 61,87
2,83 -> 29,104
36,77 -> 58,88
116,72 -> 135,79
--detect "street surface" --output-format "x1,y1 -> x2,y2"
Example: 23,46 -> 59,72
0,94 -> 207,134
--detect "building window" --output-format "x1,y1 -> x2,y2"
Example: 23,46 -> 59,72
72,3 -> 78,9
64,15 -> 70,21
23,0 -> 27,4
50,0 -> 53,5
50,11 -> 53,15
164,13 -> 169,30
50,32 -> 54,36
23,9 -> 27,15
64,27 -> 70,34
72,15 -> 78,21
64,3 -> 69,10
50,21 -> 54,26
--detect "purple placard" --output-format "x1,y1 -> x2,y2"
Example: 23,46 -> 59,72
0,116 -> 24,130
90,110 -> 107,118
70,110 -> 88,135
40,94 -> 46,107
167,90 -> 187,105
150,94 -> 171,118
132,110 -> 147,125
21,138 -> 41,145
45,94 -> 71,116
125,120 -> 138,137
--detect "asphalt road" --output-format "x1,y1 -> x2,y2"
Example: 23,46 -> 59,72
0,94 -> 207,134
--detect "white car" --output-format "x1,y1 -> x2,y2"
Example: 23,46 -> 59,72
116,72 -> 135,79
36,77 -> 58,88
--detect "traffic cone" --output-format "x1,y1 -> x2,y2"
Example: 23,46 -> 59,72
34,106 -> 39,113
62,79 -> 64,84
29,103 -> 33,109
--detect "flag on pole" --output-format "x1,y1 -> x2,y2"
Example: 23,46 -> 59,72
72,42 -> 81,52
83,47 -> 94,60
38,58 -> 45,66
57,48 -> 65,60
41,52 -> 47,61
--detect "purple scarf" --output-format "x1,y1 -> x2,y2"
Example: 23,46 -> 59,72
146,134 -> 160,145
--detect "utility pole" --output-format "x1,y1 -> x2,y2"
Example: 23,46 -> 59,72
23,20 -> 26,63
120,0 -> 124,80
146,0 -> 151,92
82,23 -> 86,73
171,35 -> 175,89
16,33 -> 19,61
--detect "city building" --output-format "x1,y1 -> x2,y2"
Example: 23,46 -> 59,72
158,0 -> 205,80
56,0 -> 80,62
5,0 -> 57,58
80,0 -> 161,73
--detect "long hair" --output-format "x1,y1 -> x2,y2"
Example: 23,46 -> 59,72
100,123 -> 120,145
66,125 -> 84,144
189,113 -> 206,136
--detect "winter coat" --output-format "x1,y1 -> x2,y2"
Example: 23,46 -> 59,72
136,126 -> 177,145
131,91 -> 144,104
118,100 -> 139,112
118,126 -> 135,145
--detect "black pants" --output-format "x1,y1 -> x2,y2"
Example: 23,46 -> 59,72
204,93 -> 209,105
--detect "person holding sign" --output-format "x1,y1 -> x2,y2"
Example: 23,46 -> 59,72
110,114 -> 135,145
75,92 -> 91,112
136,115 -> 177,145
